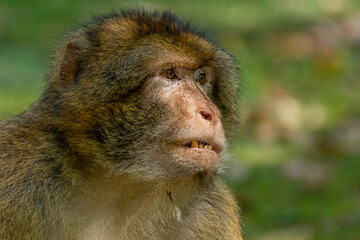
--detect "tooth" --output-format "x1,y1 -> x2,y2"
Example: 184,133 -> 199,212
191,140 -> 198,148
209,145 -> 213,150
199,144 -> 203,148
204,145 -> 208,150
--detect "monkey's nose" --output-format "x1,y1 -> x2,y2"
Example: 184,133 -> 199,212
197,102 -> 222,124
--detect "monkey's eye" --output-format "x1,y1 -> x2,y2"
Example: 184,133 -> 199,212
165,69 -> 177,79
197,73 -> 207,85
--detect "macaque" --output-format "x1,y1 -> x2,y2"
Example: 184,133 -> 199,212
0,9 -> 242,239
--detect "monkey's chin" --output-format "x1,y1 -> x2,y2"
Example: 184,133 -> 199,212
170,145 -> 219,173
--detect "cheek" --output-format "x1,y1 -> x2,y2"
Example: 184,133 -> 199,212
143,77 -> 180,103
143,79 -> 186,119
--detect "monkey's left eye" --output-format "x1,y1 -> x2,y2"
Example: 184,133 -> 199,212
197,73 -> 207,85
165,69 -> 177,79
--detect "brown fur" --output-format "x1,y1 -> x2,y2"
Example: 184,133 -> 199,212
0,9 -> 242,239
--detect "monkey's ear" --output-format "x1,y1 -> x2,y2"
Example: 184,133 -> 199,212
59,42 -> 81,85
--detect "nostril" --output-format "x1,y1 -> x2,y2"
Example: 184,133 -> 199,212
200,110 -> 212,121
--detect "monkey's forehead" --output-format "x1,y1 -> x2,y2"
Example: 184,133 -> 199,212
141,33 -> 216,69
91,10 -> 218,64
97,27 -> 217,70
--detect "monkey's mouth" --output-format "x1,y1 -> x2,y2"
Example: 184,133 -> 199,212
176,139 -> 221,153
170,139 -> 223,171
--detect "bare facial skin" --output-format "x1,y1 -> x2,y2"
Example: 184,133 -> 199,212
143,66 -> 226,174
0,9 -> 242,240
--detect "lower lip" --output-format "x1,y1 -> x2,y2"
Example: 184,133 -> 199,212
170,143 -> 219,171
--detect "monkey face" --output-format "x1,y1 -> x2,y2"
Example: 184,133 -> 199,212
137,65 -> 227,177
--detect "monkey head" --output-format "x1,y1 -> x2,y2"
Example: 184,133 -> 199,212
42,10 -> 240,180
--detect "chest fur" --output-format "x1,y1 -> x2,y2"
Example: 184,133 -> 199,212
77,190 -> 184,240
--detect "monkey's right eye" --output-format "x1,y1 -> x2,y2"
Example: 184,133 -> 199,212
165,69 -> 177,79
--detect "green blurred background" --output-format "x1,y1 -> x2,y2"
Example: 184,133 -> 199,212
1,0 -> 359,239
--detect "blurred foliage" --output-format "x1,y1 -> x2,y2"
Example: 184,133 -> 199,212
1,0 -> 360,239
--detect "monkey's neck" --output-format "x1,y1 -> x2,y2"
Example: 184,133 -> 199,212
81,173 -> 214,208
73,174 -> 215,238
